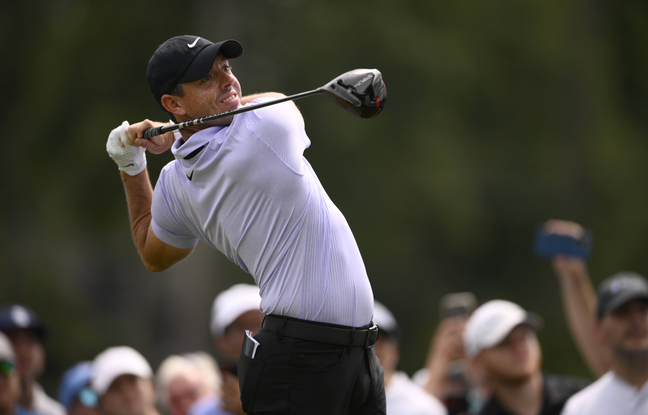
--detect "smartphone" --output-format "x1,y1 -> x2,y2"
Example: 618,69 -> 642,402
440,292 -> 477,319
533,225 -> 593,260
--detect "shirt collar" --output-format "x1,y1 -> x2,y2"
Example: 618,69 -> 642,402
171,126 -> 224,160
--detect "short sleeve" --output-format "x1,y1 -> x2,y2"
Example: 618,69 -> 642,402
151,169 -> 200,249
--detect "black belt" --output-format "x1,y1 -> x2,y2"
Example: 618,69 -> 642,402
263,315 -> 379,348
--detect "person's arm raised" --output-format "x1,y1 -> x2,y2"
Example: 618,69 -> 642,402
545,219 -> 612,376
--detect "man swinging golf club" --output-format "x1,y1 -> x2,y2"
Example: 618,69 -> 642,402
106,35 -> 386,415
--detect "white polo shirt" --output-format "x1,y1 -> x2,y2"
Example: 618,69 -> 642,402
386,372 -> 447,415
151,99 -> 374,327
31,384 -> 65,415
561,371 -> 648,415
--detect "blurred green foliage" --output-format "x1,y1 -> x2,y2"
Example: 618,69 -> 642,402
2,0 -> 648,398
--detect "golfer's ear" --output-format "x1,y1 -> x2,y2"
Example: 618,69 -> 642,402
161,94 -> 186,118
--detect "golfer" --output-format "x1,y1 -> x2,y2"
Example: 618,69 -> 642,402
106,35 -> 385,415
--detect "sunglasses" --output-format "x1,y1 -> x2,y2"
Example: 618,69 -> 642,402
0,360 -> 15,376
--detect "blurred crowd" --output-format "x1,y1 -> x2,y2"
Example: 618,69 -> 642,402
1,219 -> 647,415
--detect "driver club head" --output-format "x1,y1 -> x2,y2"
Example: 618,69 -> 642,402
321,69 -> 387,119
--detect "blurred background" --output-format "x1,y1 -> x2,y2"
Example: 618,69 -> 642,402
3,0 -> 648,397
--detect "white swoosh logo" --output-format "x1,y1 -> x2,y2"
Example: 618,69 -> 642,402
187,37 -> 200,48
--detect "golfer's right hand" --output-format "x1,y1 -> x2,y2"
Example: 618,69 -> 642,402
127,119 -> 177,155
106,121 -> 147,176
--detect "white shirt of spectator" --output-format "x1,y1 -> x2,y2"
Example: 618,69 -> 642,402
386,371 -> 447,415
561,371 -> 648,415
32,383 -> 65,415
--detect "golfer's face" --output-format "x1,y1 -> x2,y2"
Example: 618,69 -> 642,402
177,54 -> 242,127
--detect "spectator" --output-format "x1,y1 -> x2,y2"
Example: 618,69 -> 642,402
155,353 -> 220,415
414,293 -> 487,415
561,272 -> 648,414
90,346 -> 159,415
57,362 -> 99,415
208,284 -> 263,415
542,219 -> 612,377
0,305 -> 64,415
373,301 -> 447,415
0,331 -> 38,415
464,300 -> 588,415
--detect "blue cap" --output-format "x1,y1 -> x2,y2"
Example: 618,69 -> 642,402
0,304 -> 48,342
58,362 -> 97,410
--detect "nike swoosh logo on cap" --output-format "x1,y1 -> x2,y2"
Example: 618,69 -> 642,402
187,37 -> 200,48
187,171 -> 194,181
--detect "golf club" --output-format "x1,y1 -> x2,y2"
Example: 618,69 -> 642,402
142,68 -> 387,139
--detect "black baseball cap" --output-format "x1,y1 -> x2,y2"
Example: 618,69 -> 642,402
596,272 -> 648,319
0,304 -> 48,342
146,35 -> 243,109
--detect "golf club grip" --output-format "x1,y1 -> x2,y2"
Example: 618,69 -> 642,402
142,125 -> 171,139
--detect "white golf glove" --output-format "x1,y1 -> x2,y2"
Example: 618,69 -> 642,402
106,121 -> 147,176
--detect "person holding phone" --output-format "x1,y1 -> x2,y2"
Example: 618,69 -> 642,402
414,293 -> 489,415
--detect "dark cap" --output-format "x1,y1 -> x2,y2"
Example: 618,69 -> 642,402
0,304 -> 48,342
596,272 -> 648,319
146,35 -> 243,109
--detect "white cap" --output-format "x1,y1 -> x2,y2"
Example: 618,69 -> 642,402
463,300 -> 540,358
210,284 -> 262,337
373,301 -> 398,333
91,346 -> 153,395
0,332 -> 14,361
372,301 -> 403,342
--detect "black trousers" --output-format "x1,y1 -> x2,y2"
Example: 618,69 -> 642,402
238,325 -> 386,415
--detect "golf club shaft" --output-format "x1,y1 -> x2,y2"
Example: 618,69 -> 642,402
143,88 -> 324,139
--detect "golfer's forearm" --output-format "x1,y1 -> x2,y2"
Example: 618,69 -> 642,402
121,170 -> 155,262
